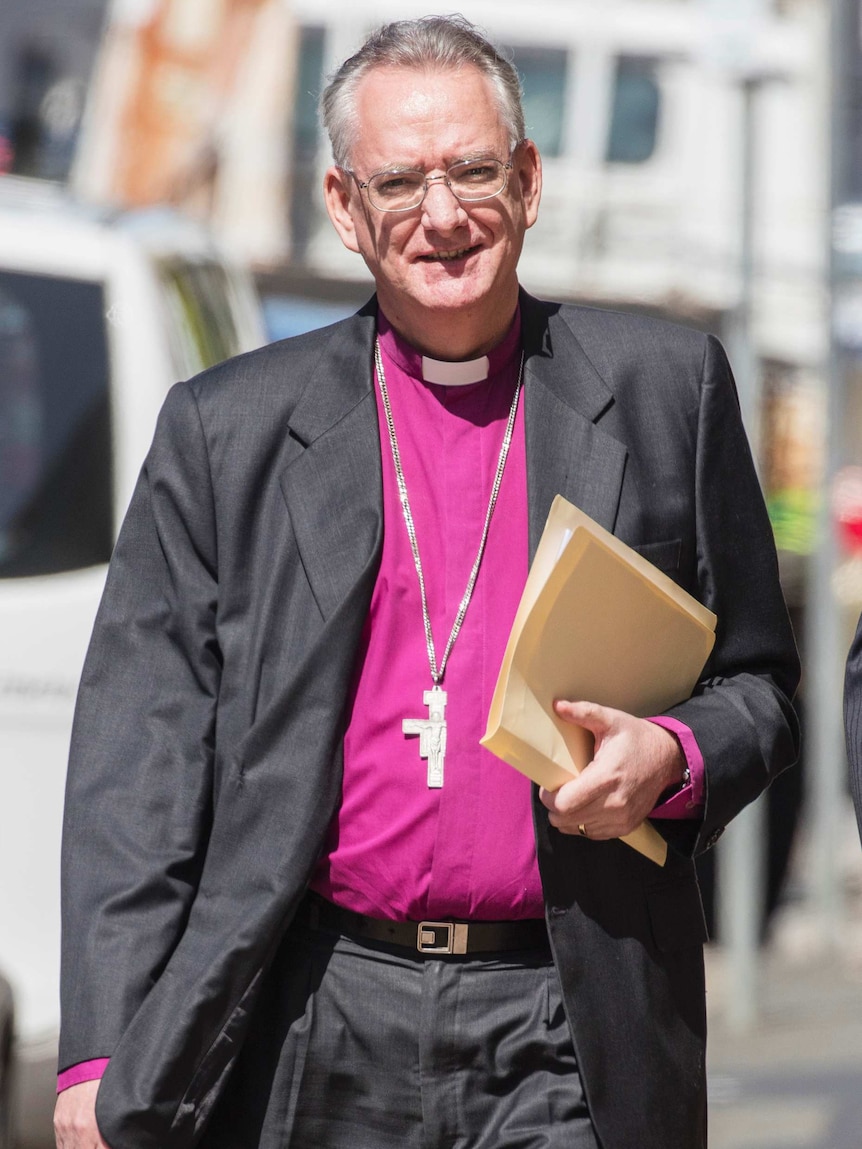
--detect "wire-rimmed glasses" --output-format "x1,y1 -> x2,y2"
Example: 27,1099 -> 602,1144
348,156 -> 514,213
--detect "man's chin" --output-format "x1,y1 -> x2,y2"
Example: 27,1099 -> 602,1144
407,272 -> 495,314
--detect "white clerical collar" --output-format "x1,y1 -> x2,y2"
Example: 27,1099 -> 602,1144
421,354 -> 490,386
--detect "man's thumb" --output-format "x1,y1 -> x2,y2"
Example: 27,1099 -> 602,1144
554,699 -> 611,734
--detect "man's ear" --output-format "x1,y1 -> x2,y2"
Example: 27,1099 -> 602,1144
516,140 -> 542,230
323,166 -> 362,254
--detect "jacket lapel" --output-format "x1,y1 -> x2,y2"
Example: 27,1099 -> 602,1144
278,305 -> 384,620
521,294 -> 628,559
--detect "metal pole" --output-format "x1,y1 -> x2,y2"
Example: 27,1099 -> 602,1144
805,364 -> 847,949
718,801 -> 766,1031
717,75 -> 768,1033
803,0 -> 850,948
728,76 -> 760,444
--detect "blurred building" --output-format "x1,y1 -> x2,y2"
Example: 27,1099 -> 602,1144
0,0 -> 109,181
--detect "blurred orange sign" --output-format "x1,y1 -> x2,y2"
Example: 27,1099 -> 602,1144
115,0 -> 269,206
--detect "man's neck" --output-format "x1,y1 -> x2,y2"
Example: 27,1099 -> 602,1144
377,292 -> 519,361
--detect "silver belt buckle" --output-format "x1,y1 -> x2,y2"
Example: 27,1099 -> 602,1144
417,921 -> 468,954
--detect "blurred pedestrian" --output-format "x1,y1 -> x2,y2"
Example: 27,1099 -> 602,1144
844,613 -> 862,844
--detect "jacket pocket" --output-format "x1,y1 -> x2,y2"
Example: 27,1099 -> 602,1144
631,538 -> 682,576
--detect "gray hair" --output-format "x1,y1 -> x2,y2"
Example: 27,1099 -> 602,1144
320,14 -> 525,170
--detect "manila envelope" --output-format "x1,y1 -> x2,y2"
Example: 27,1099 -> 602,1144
481,496 -> 717,866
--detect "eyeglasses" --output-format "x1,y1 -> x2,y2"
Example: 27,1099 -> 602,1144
348,156 -> 514,213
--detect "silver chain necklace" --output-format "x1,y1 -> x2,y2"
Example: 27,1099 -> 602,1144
374,337 -> 524,788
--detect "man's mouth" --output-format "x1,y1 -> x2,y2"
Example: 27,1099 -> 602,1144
418,244 -> 480,262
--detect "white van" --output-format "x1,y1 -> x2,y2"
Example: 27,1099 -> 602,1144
0,176 -> 266,1146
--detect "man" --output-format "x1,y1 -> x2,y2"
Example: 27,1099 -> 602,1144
55,16 -> 800,1149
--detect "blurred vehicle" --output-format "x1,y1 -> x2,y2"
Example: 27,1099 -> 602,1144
255,262 -> 371,344
0,175 -> 266,1146
261,292 -> 358,341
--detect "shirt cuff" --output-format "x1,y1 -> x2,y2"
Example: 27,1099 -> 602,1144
57,1058 -> 110,1094
646,716 -> 705,819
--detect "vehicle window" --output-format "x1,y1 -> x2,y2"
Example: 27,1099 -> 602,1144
157,260 -> 243,378
607,57 -> 661,164
0,270 -> 112,578
262,294 -> 358,342
507,46 -> 569,159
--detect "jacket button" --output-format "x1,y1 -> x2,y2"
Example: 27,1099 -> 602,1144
705,827 -> 725,850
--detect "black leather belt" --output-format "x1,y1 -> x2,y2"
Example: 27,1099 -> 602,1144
301,893 -> 549,956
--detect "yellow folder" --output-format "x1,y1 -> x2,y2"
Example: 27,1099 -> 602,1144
481,496 -> 717,866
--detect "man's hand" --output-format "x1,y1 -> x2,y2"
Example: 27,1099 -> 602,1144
54,1080 -> 110,1149
539,700 -> 686,839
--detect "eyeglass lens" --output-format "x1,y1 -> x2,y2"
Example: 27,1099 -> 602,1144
368,159 -> 508,211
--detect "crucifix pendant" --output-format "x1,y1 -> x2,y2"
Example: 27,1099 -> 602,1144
402,685 -> 448,788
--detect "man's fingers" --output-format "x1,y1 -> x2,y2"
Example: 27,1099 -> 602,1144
539,783 -> 576,815
539,772 -> 604,816
540,777 -> 624,839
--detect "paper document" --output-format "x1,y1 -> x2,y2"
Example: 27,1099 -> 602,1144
481,496 -> 717,867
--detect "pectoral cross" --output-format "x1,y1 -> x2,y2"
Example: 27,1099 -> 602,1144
402,685 -> 448,788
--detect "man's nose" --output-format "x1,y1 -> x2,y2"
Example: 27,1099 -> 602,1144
421,178 -> 468,232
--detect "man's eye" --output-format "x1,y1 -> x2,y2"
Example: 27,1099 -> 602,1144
455,163 -> 496,184
374,173 -> 423,197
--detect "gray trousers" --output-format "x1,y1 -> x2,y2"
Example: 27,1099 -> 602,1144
208,923 -> 599,1149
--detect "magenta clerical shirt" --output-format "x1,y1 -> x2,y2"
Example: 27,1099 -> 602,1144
308,308 -> 703,924
309,310 -> 544,920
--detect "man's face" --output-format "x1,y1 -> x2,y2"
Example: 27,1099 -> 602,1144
324,65 -> 541,350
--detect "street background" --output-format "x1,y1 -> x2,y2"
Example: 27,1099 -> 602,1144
706,809 -> 862,1149
2,1 -> 862,1146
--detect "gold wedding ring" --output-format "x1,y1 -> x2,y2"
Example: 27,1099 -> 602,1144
578,823 -> 589,838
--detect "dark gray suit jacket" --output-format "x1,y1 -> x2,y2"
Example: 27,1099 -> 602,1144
60,292 -> 800,1149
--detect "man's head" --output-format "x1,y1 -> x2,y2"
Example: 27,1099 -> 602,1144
321,16 -> 526,171
321,16 -> 542,359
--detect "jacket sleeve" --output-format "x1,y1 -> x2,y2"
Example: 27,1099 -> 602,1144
660,334 -> 801,857
59,379 -> 220,1071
